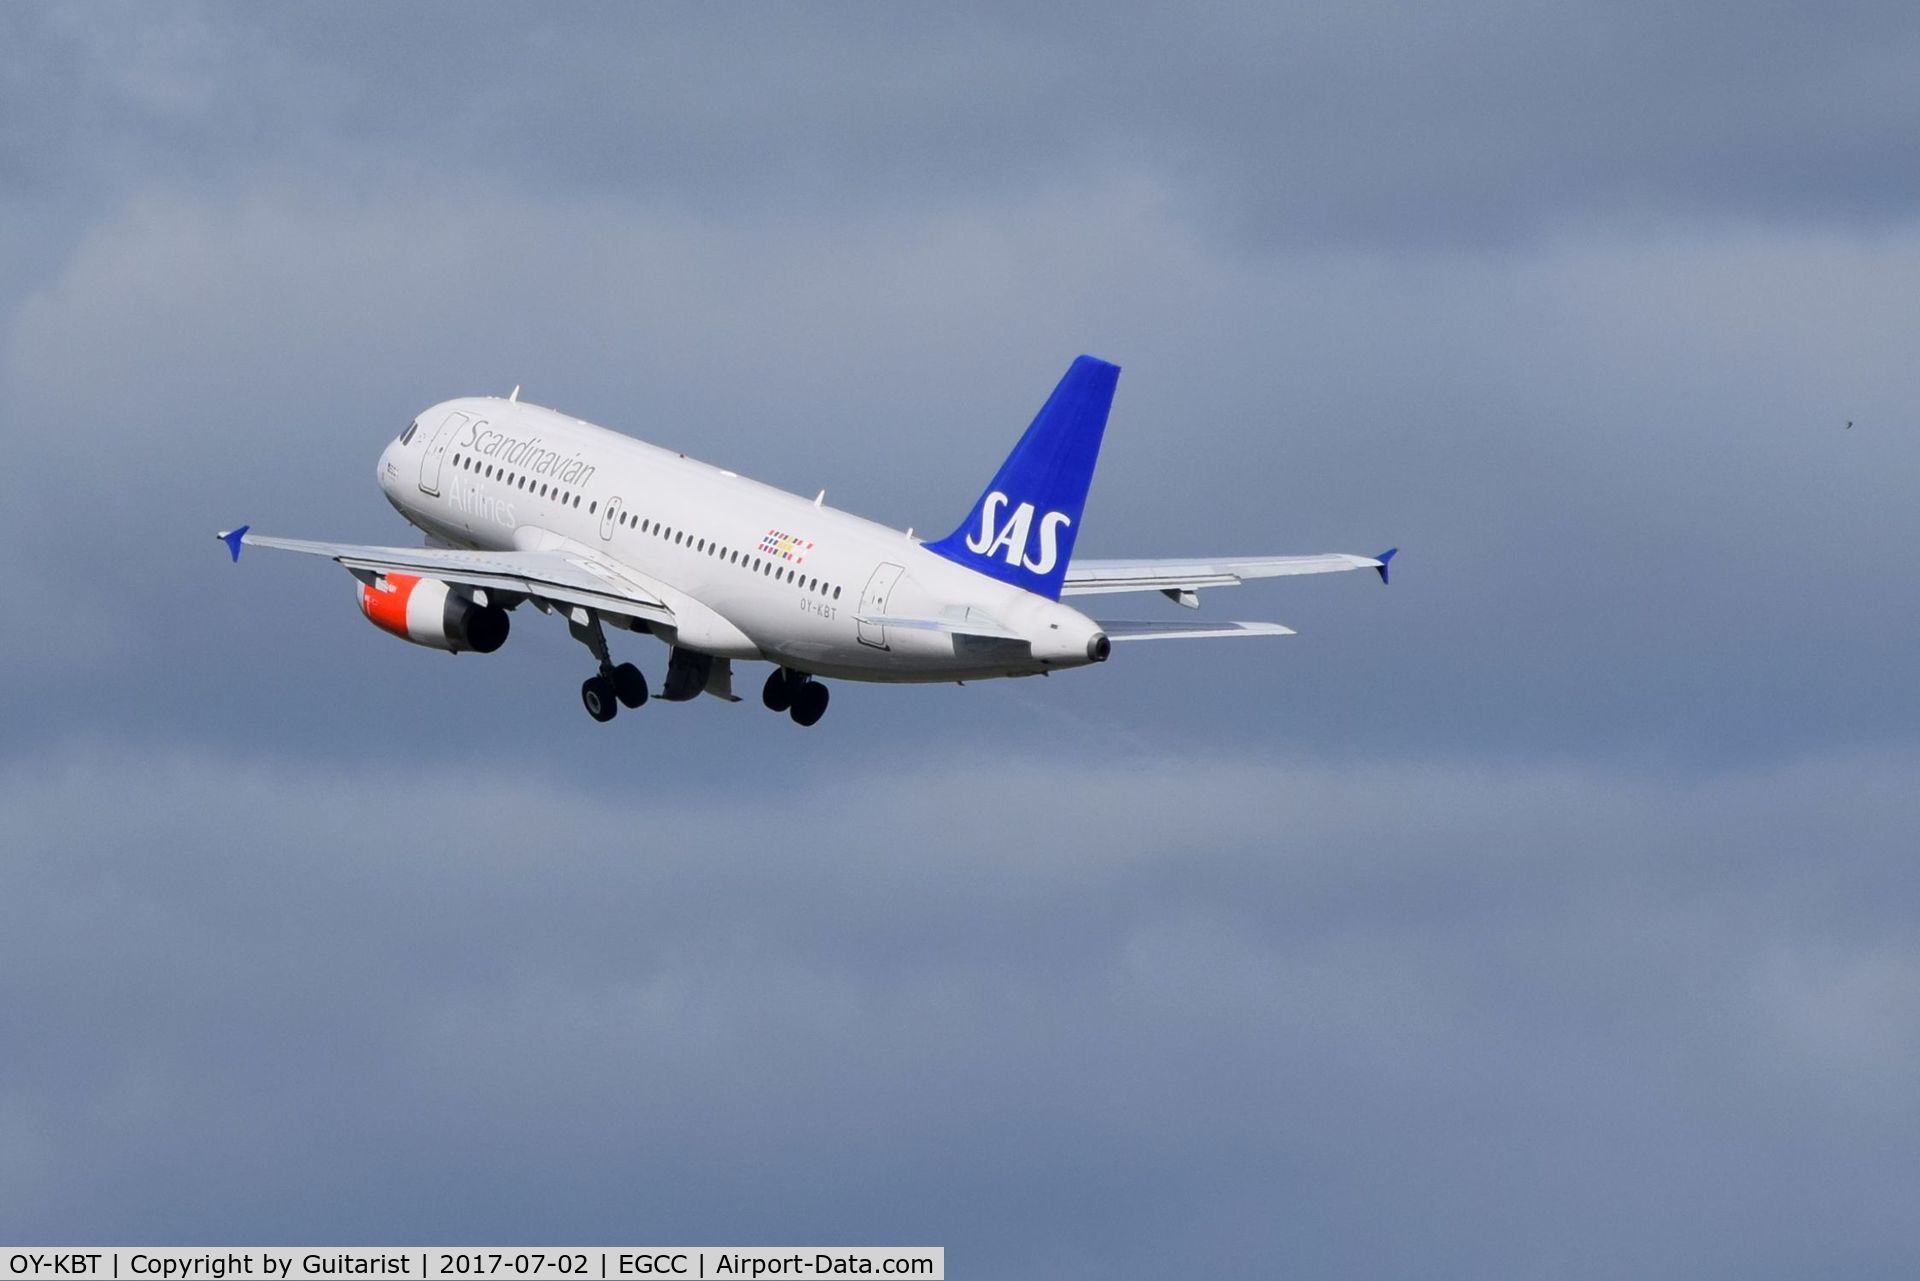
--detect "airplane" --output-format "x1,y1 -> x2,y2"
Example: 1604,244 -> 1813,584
217,355 -> 1394,726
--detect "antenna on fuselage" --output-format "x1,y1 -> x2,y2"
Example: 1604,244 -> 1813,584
814,489 -> 825,507
509,385 -> 521,402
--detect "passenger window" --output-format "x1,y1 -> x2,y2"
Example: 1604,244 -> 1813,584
833,586 -> 841,600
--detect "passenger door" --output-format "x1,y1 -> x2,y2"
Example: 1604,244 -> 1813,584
417,410 -> 469,497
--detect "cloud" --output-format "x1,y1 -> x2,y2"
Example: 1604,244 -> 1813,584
5,175 -> 1918,768
3,743 -> 1917,1276
16,4 -> 1920,253
4,9 -> 1920,1270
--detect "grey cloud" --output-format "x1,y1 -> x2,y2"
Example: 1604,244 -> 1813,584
5,181 -> 1916,768
14,3 -> 1920,257
4,6 -> 1919,1270
2,744 -> 1916,1277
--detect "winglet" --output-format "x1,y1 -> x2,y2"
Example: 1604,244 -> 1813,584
218,525 -> 250,562
1374,547 -> 1397,584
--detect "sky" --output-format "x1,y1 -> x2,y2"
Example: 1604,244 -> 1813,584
2,3 -> 1917,1276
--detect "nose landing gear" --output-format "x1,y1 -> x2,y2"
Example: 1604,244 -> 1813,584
763,667 -> 830,726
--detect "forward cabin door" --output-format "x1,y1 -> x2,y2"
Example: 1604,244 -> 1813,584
856,562 -> 905,649
417,410 -> 470,497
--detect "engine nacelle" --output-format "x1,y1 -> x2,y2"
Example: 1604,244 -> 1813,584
357,573 -> 509,653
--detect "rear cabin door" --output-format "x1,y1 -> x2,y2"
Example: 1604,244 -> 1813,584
417,410 -> 470,496
856,562 -> 905,649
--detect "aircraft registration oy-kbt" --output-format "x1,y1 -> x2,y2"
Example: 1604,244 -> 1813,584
219,356 -> 1395,726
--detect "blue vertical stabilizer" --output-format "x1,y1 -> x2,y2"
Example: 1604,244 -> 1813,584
926,355 -> 1119,599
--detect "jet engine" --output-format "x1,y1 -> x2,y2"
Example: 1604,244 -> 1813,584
357,573 -> 509,653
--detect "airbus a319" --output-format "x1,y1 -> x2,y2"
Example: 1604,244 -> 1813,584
218,356 -> 1394,726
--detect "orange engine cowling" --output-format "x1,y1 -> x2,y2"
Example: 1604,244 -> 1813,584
357,573 -> 510,654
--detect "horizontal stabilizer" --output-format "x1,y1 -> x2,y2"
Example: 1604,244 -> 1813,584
1064,552 -> 1386,596
855,613 -> 1024,642
1096,619 -> 1295,641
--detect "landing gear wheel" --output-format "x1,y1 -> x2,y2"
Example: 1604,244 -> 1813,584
790,680 -> 829,727
763,668 -> 796,713
612,662 -> 649,709
581,674 -> 618,722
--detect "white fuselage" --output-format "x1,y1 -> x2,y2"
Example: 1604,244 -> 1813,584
375,397 -> 1108,683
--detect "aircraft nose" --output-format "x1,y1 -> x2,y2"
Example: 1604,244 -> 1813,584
376,441 -> 399,495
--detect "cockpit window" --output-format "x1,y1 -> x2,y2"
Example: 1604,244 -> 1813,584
399,421 -> 418,446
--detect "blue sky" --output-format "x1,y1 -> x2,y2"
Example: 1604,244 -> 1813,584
2,5 -> 1917,1276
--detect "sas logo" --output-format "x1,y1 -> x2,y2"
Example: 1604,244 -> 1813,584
965,491 -> 1071,574
760,528 -> 814,563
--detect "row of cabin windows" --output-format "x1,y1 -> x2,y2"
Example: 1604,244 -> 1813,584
452,452 -> 589,510
451,449 -> 843,603
612,506 -> 845,601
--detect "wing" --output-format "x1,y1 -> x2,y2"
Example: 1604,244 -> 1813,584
217,527 -> 673,626
1063,549 -> 1395,598
1095,619 -> 1296,641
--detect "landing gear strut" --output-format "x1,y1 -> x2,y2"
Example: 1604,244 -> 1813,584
764,667 -> 829,726
569,610 -> 648,723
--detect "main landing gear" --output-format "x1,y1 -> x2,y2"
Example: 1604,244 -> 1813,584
763,667 -> 830,727
570,611 -> 649,724
581,662 -> 648,722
